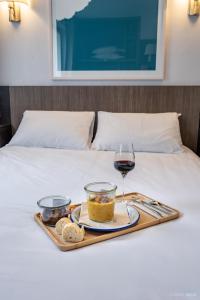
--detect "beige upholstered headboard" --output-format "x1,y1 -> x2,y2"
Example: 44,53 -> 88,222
9,86 -> 200,153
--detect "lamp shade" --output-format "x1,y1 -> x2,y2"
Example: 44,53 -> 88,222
0,0 -> 28,3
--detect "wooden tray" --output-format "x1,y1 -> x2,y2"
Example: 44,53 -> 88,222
34,192 -> 181,251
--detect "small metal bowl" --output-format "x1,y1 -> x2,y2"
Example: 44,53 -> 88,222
37,195 -> 71,226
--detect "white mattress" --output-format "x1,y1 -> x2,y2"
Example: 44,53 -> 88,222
0,146 -> 200,300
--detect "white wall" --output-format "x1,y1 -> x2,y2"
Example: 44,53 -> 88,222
0,0 -> 200,86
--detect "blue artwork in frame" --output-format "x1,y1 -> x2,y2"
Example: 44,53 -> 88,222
52,0 -> 166,80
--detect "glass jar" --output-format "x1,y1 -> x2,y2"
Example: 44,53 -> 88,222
37,195 -> 71,226
84,182 -> 117,223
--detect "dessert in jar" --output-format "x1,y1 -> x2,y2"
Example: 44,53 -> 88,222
84,182 -> 117,222
37,196 -> 71,226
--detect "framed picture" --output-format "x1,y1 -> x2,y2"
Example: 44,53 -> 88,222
52,0 -> 166,80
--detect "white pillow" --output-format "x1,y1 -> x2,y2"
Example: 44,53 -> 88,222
9,111 -> 95,150
92,112 -> 183,153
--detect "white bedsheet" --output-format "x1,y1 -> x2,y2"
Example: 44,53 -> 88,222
0,146 -> 200,300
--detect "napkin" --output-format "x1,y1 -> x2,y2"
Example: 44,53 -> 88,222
79,202 -> 130,229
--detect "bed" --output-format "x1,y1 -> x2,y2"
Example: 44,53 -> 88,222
0,145 -> 200,300
1,87 -> 200,300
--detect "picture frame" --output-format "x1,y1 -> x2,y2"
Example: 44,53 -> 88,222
52,0 -> 166,80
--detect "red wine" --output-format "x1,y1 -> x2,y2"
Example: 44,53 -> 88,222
114,160 -> 135,177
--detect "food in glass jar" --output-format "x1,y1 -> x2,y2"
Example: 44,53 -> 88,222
84,182 -> 117,223
41,207 -> 68,226
88,196 -> 115,222
37,196 -> 71,226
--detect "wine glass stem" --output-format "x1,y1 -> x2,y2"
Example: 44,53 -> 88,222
122,175 -> 126,202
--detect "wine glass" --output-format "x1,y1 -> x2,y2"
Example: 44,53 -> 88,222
114,144 -> 135,202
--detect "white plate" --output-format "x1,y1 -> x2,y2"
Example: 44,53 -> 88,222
70,205 -> 140,232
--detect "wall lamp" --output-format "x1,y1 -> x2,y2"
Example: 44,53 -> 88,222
0,0 -> 28,22
188,0 -> 200,16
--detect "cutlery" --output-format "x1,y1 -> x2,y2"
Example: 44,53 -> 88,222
139,201 -> 165,217
148,200 -> 174,214
130,198 -> 173,215
129,199 -> 163,217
